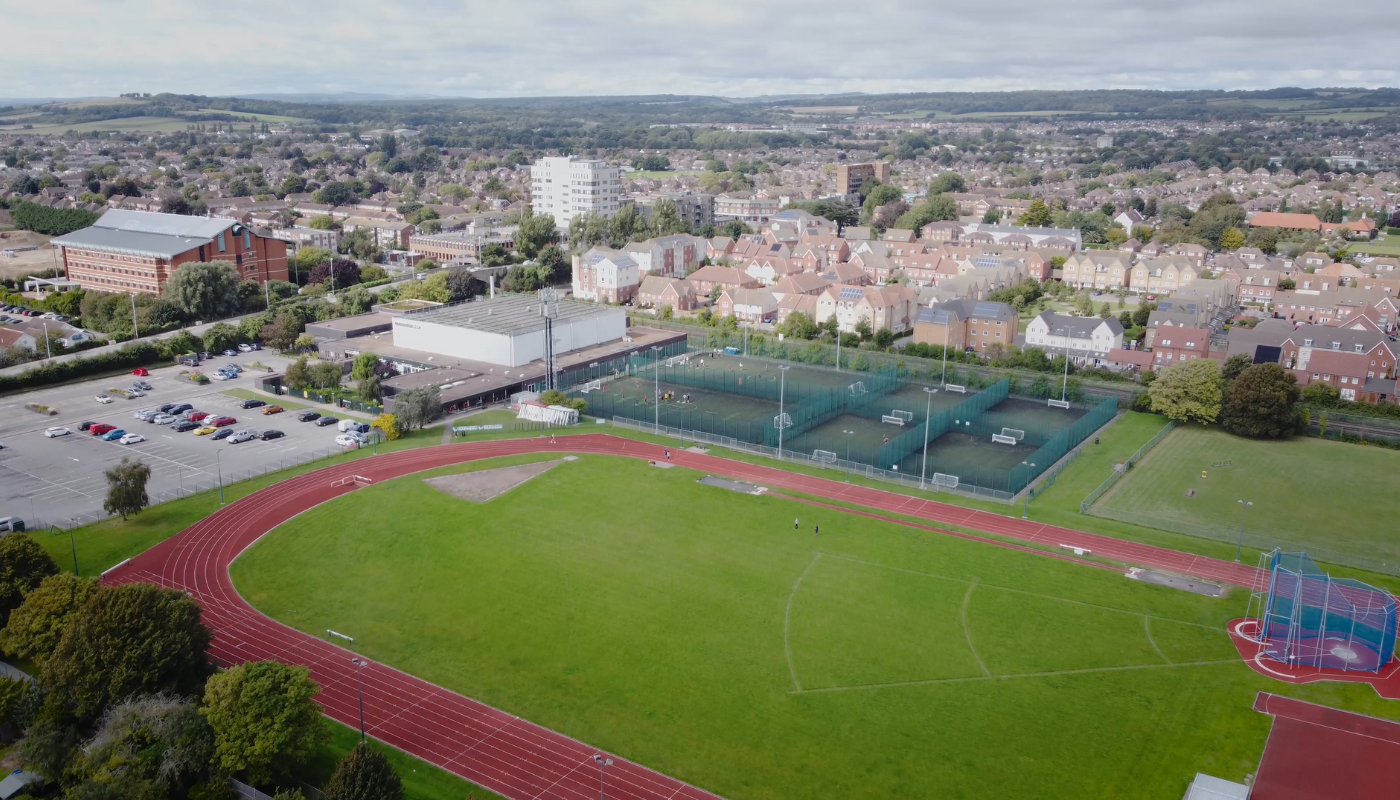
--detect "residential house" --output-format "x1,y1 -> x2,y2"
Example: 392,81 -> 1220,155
1247,211 -> 1324,232
815,284 -> 918,334
775,293 -> 820,325
1022,313 -> 1125,366
1166,243 -> 1208,268
1145,309 -> 1204,347
571,246 -> 640,303
1151,326 -> 1212,369
623,234 -> 704,278
0,327 -> 37,352
768,272 -> 833,300
1280,326 -> 1398,393
821,262 -> 871,286
687,265 -> 759,295
1130,257 -> 1199,295
1062,252 -> 1132,290
741,256 -> 802,286
912,299 -> 1017,354
716,287 -> 778,324
636,276 -> 697,312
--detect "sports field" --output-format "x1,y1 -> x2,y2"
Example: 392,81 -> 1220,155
231,454 -> 1400,799
1096,424 -> 1400,570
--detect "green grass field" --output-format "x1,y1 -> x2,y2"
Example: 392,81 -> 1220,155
0,116 -> 194,134
1348,239 -> 1400,257
231,453 -> 1400,800
1096,424 -> 1400,569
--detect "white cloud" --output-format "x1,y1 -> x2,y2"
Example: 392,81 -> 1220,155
2,0 -> 1398,99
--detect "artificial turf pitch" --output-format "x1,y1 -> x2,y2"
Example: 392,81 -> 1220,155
231,454 -> 1400,800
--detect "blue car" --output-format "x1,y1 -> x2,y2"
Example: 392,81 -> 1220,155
101,428 -> 127,441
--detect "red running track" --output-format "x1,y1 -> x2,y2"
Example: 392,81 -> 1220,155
103,434 -> 1264,800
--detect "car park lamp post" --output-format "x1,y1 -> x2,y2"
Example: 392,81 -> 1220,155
592,755 -> 613,800
1236,500 -> 1253,563
1022,461 -> 1036,519
66,517 -> 79,576
843,429 -> 855,482
351,657 -> 368,743
216,449 -> 225,506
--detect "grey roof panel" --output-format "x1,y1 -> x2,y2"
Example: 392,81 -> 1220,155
404,294 -> 620,336
50,226 -> 213,258
92,208 -> 236,238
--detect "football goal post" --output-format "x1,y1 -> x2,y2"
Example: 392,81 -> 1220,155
991,434 -> 1018,445
945,384 -> 967,394
848,381 -> 868,397
1047,398 -> 1072,409
1000,427 -> 1025,442
932,473 -> 960,489
881,414 -> 907,426
579,379 -> 602,394
891,409 -> 914,422
667,354 -> 691,367
773,412 -> 792,430
812,449 -> 839,464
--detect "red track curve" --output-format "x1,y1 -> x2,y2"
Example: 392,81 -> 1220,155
102,434 -> 1264,800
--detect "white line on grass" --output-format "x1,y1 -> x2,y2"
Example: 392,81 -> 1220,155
1144,616 -> 1171,664
960,579 -> 990,676
790,660 -> 1241,695
783,553 -> 823,693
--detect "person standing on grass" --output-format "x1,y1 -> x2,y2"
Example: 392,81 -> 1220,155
815,524 -> 819,536
795,517 -> 799,530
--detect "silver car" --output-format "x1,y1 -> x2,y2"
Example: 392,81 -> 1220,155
228,429 -> 257,444
134,409 -> 157,421
152,413 -> 178,425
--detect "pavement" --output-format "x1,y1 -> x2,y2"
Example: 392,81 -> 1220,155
0,350 -> 376,528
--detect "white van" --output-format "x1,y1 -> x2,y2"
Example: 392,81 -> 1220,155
337,418 -> 356,432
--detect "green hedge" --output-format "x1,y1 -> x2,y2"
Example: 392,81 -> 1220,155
0,338 -> 189,394
9,200 -> 100,236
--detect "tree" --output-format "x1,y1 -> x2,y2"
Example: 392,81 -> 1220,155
648,198 -> 687,235
860,184 -> 903,224
393,386 -> 441,430
515,212 -> 559,259
894,195 -> 957,231
1219,227 -> 1247,250
162,262 -> 242,321
202,661 -> 327,785
307,360 -> 343,391
71,695 -> 214,800
308,259 -> 361,288
0,533 -> 59,627
0,573 -> 98,666
777,310 -> 818,340
103,457 -> 152,521
284,356 -> 310,390
1017,199 -> 1053,227
42,583 -> 213,724
445,267 -> 486,302
351,352 -> 381,382
312,181 -> 357,207
293,246 -> 332,274
261,311 -> 305,352
1148,358 -> 1224,424
929,173 -> 967,194
341,284 -> 374,315
1221,353 -> 1254,382
1220,364 -> 1301,439
202,322 -> 242,355
307,215 -> 339,231
322,743 -> 404,800
357,374 -> 382,403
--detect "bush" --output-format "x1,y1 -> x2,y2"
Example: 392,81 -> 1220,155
371,413 -> 401,441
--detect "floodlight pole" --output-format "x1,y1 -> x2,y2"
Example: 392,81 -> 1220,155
40,320 -> 51,359
836,326 -> 841,371
940,322 -> 948,386
1060,326 -> 1078,403
216,449 -> 225,506
351,657 -> 367,743
1021,461 -> 1036,519
1236,500 -> 1253,563
592,755 -> 613,800
919,386 -> 937,490
66,519 -> 79,576
651,345 -> 662,433
777,365 -> 790,461
843,429 -> 854,482
130,293 -> 140,339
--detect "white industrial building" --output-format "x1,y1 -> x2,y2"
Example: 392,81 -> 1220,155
391,294 -> 627,368
529,156 -> 622,228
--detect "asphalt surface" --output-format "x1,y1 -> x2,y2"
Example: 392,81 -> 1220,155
0,351 -> 370,529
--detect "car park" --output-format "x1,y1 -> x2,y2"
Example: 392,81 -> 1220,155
212,372 -> 231,381
315,416 -> 339,427
157,403 -> 176,413
133,380 -> 152,390
118,433 -> 146,445
187,411 -> 209,422
125,388 -> 145,398
260,430 -> 285,441
0,517 -> 26,533
336,433 -> 368,448
228,430 -> 257,444
134,409 -> 156,421
89,424 -> 115,436
239,398 -> 266,410
152,413 -> 177,425
101,429 -> 126,442
263,405 -> 284,415
95,394 -> 114,404
194,426 -> 218,436
44,426 -> 71,438
211,428 -> 235,441
171,420 -> 200,433
297,410 -> 321,422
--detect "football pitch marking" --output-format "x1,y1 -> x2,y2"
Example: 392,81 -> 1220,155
784,552 -> 1229,695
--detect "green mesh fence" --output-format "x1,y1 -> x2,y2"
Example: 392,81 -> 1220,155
876,379 -> 1008,468
1006,395 -> 1118,493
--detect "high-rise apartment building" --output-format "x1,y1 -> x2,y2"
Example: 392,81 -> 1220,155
529,157 -> 622,228
834,161 -> 891,196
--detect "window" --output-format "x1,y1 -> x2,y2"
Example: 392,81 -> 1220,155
217,233 -> 226,252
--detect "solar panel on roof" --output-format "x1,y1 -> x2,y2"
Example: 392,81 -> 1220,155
839,287 -> 863,300
974,257 -> 1001,269
973,302 -> 1003,318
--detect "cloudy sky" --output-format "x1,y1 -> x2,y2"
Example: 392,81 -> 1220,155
4,0 -> 1399,99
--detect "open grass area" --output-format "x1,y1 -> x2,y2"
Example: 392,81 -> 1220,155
1349,239 -> 1400,257
292,718 -> 504,800
1095,424 -> 1400,570
231,454 -> 1400,800
0,116 -> 193,134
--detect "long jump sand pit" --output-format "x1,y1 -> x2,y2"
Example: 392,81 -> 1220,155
424,459 -> 570,503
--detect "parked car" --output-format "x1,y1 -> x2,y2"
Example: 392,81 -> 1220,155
212,372 -> 231,381
44,426 -> 71,438
0,517 -> 25,533
239,398 -> 266,410
79,421 -> 97,431
169,403 -> 193,415
194,426 -> 218,436
152,413 -> 178,425
157,404 -> 176,413
297,410 -> 321,422
337,418 -> 359,432
101,429 -> 126,442
260,430 -> 285,441
125,388 -> 145,398
315,416 -> 339,427
262,406 -> 284,415
133,380 -> 153,390
237,343 -> 253,352
211,428 -> 235,441
134,409 -> 156,421
336,433 -> 368,448
228,429 -> 257,443
209,416 -> 237,427
132,368 -> 150,377
95,394 -> 114,404
188,411 -> 210,422
118,433 -> 146,445
89,424 -> 115,436
222,349 -> 238,357
171,420 -> 200,433
349,422 -> 370,434
223,364 -> 243,373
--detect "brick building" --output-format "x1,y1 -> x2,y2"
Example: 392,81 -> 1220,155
834,161 -> 891,196
51,209 -> 288,295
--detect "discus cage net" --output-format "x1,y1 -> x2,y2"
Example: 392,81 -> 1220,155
1245,549 -> 1398,673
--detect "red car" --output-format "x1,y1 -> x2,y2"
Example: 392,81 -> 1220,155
188,411 -> 209,422
89,423 -> 116,436
132,368 -> 150,376
209,416 -> 237,427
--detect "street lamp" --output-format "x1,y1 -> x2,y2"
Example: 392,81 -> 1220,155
919,386 -> 939,489
1235,500 -> 1253,563
843,429 -> 855,482
216,449 -> 226,506
1059,326 -> 1082,404
776,365 -> 790,461
66,518 -> 79,576
592,755 -> 613,800
351,657 -> 368,743
1021,461 -> 1037,519
940,319 -> 949,386
651,345 -> 662,433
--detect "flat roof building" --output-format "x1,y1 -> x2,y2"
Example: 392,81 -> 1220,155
391,294 -> 627,368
